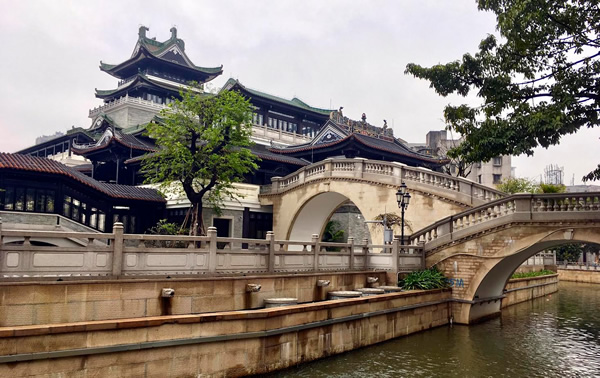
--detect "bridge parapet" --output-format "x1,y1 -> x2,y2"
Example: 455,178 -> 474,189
260,158 -> 505,206
0,222 -> 424,279
411,192 -> 600,253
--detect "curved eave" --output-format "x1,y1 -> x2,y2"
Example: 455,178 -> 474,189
72,137 -> 156,156
100,46 -> 222,81
95,74 -> 184,99
223,79 -> 333,117
268,134 -> 446,167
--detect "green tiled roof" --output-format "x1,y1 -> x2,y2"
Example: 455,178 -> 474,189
100,27 -> 222,76
221,78 -> 334,116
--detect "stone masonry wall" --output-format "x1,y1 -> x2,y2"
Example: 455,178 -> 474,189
501,274 -> 558,308
0,271 -> 388,327
558,268 -> 600,284
0,289 -> 450,377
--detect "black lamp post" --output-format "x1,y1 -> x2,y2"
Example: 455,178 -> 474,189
396,182 -> 411,246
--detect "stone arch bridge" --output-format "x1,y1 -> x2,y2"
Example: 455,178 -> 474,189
410,192 -> 600,324
259,158 -> 504,244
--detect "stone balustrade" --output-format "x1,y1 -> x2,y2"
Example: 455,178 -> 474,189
88,95 -> 167,118
410,192 -> 600,252
0,222 -> 424,279
263,158 -> 505,207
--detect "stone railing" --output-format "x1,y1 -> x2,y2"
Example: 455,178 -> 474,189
410,193 -> 600,252
262,158 -> 504,206
89,95 -> 167,118
0,222 -> 424,279
251,124 -> 312,145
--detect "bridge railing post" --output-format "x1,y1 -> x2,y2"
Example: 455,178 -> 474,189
267,231 -> 275,272
207,226 -> 218,273
418,241 -> 426,269
111,222 -> 124,277
270,176 -> 282,193
354,160 -> 364,179
348,237 -> 355,270
363,238 -> 369,270
392,235 -> 400,275
312,234 -> 320,272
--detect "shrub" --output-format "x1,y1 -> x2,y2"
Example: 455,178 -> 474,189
400,267 -> 449,290
511,269 -> 555,279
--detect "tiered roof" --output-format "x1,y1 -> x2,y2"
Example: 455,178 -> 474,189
99,26 -> 222,82
0,153 -> 165,202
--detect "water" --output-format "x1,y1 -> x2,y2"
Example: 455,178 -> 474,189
269,282 -> 600,377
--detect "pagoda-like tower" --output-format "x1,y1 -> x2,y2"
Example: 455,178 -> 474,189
89,26 -> 223,130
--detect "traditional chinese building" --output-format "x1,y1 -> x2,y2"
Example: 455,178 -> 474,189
5,26 -> 447,240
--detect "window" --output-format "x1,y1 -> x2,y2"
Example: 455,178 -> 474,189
493,156 -> 502,166
493,174 -> 502,184
477,175 -> 482,184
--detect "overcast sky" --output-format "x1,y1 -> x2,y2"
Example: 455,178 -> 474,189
0,0 -> 597,184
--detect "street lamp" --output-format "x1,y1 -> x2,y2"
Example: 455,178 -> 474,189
396,182 -> 411,245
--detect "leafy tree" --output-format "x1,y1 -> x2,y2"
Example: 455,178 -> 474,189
496,177 -> 539,194
143,86 -> 258,235
554,243 -> 599,262
406,0 -> 600,181
538,183 -> 566,193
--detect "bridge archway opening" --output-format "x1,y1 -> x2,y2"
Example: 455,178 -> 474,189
287,192 -> 373,246
469,236 -> 600,323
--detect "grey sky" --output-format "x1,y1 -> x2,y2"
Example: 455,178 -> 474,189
0,0 -> 597,184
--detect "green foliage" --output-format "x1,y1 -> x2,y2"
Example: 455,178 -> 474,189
496,177 -> 539,194
553,243 -> 599,262
538,183 -> 566,193
142,85 -> 258,234
145,219 -> 189,248
400,267 -> 449,290
405,1 -> 600,181
322,220 -> 345,251
322,220 -> 345,243
511,269 -> 555,279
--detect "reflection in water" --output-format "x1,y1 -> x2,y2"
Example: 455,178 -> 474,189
268,282 -> 600,377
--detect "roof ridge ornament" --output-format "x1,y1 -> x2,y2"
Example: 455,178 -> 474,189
138,25 -> 149,39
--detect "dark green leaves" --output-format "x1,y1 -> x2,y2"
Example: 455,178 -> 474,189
406,0 -> 600,180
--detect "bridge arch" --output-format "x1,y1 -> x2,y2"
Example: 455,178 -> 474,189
414,192 -> 600,324
467,227 -> 600,323
260,159 -> 497,242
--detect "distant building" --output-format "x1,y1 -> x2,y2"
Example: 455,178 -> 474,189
35,131 -> 64,145
411,130 -> 513,189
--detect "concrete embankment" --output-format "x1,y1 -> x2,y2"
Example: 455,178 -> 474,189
502,274 -> 558,308
558,268 -> 600,284
0,288 -> 451,377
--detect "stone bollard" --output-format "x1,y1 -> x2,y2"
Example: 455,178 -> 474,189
328,291 -> 362,300
356,288 -> 385,297
264,298 -> 298,308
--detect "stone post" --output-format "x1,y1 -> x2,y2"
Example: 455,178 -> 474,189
266,231 -> 275,273
354,160 -> 364,179
419,240 -> 426,269
392,235 -> 400,273
348,237 -> 355,270
362,237 -> 369,270
312,234 -> 320,272
271,177 -> 282,193
111,222 -> 124,277
207,226 -> 218,273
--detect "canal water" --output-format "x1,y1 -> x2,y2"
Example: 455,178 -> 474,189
269,282 -> 600,377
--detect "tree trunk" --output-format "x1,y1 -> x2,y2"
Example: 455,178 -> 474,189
189,201 -> 206,236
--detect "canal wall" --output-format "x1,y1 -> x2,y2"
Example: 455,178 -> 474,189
501,274 -> 558,308
0,271 -> 388,327
558,268 -> 600,284
0,289 -> 451,377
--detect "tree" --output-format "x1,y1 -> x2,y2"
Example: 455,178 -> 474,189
405,0 -> 600,181
496,177 -> 539,194
322,220 -> 345,243
143,86 -> 258,235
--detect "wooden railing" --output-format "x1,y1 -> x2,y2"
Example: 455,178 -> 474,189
262,158 -> 504,206
410,193 -> 600,251
0,221 -> 424,279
